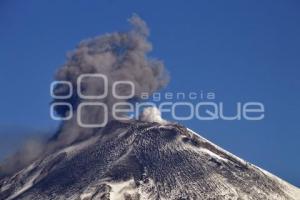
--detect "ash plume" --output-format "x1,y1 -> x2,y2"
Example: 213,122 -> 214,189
52,14 -> 169,147
0,14 -> 169,177
0,137 -> 46,176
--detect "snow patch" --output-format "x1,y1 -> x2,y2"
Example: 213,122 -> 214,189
6,170 -> 41,200
187,128 -> 248,165
199,148 -> 228,162
257,167 -> 300,200
107,179 -> 137,200
61,135 -> 99,157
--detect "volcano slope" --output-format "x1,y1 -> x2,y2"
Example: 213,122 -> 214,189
1,121 -> 299,200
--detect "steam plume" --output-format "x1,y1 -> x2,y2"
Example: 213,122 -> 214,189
139,106 -> 168,124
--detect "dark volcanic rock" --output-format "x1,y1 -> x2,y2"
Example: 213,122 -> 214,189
0,121 -> 299,200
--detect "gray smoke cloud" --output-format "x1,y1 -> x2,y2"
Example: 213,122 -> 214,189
0,137 -> 46,175
0,14 -> 169,177
0,128 -> 51,177
52,14 -> 169,148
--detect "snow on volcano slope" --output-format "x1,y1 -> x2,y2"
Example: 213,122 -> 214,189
1,120 -> 299,200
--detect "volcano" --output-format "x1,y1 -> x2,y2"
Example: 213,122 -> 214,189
1,120 -> 299,200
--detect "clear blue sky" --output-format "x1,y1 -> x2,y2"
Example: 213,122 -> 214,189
0,0 -> 299,186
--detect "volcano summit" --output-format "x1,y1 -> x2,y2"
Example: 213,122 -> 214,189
1,120 -> 299,200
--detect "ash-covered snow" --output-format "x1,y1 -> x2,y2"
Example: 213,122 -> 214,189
1,121 -> 299,200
